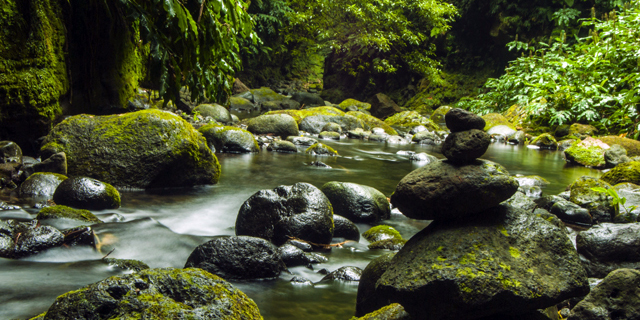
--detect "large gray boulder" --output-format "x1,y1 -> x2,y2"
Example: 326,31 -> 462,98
40,110 -> 220,189
569,268 -> 640,320
193,103 -> 232,124
40,268 -> 263,319
321,181 -> 390,224
235,182 -> 334,246
185,236 -> 284,280
357,204 -> 590,319
576,223 -> 640,278
247,114 -> 299,138
390,160 -> 519,220
198,124 -> 259,153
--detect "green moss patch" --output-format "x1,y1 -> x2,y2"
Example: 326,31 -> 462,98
564,137 -> 609,168
346,111 -> 398,135
482,113 -> 516,131
363,225 -> 403,243
384,111 -> 439,132
600,161 -> 640,185
36,205 -> 102,223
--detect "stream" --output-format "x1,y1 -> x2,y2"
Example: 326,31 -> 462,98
0,138 -> 601,319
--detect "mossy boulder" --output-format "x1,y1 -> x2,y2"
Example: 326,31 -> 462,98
568,176 -> 616,223
19,172 -> 67,201
405,90 -> 439,115
564,137 -> 609,168
530,133 -> 558,150
266,106 -> 346,124
321,182 -> 390,223
306,143 -> 338,156
267,140 -> 297,153
102,258 -> 150,272
430,106 -> 452,127
229,96 -> 258,112
600,161 -> 640,185
193,104 -> 232,124
36,205 -> 102,223
299,115 -> 364,134
339,99 -> 371,111
39,268 -> 263,319
482,113 -> 517,131
503,104 -> 530,129
247,114 -> 300,138
0,0 -> 69,154
53,177 -> 120,210
199,124 -> 259,153
319,131 -> 340,140
567,123 -> 597,138
353,303 -> 410,320
358,204 -> 589,320
346,111 -> 398,135
363,226 -> 402,243
367,238 -> 407,251
333,215 -> 360,241
384,111 -> 439,132
598,136 -> 640,157
40,109 -> 220,189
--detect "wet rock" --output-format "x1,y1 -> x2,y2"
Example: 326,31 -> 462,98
308,161 -> 331,168
363,225 -> 402,243
62,225 -> 96,247
333,215 -> 360,241
199,124 -> 259,153
102,258 -> 150,272
321,266 -> 363,281
319,131 -> 341,140
384,111 -> 439,133
409,152 -> 438,163
299,115 -> 364,134
291,92 -> 325,107
193,103 -> 232,124
558,139 -> 577,151
36,205 -> 102,223
321,181 -> 390,223
346,111 -> 398,135
354,303 -> 411,320
41,268 -> 262,319
0,141 -> 22,166
287,136 -> 317,146
445,108 -> 486,132
247,114 -> 299,138
368,239 -> 406,251
358,204 -> 589,320
576,223 -> 640,278
185,236 -> 284,280
430,106 -> 452,127
53,177 -> 121,210
599,136 -> 640,157
613,183 -> 640,223
483,114 -> 516,133
531,133 -> 558,150
229,96 -> 257,112
391,159 -> 519,220
514,175 -> 550,188
367,93 -> 402,120
348,128 -> 371,139
600,161 -> 640,185
441,129 -> 491,163
550,198 -> 593,226
235,182 -> 334,246
321,122 -> 343,134
564,137 -> 609,168
290,276 -> 314,285
412,130 -> 440,145
368,134 -> 388,142
284,239 -> 313,252
508,131 -> 526,144
279,242 -> 313,268
339,99 -> 371,112
31,152 -> 67,175
386,135 -> 408,145
604,144 -> 630,168
40,110 -> 220,189
267,140 -> 298,153
569,176 -> 615,223
503,191 -> 537,211
19,172 -> 67,201
305,143 -> 338,156
357,253 -> 397,316
568,268 -> 640,320
0,220 -> 64,259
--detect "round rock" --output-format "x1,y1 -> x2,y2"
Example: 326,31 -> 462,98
53,177 -> 121,210
441,129 -> 491,163
333,215 -> 360,241
321,181 -> 390,223
390,159 -> 519,220
444,108 -> 486,132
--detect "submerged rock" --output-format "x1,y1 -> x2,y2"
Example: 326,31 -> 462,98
40,268 -> 262,319
0,220 -> 64,259
53,177 -> 120,210
391,159 -> 519,221
576,223 -> 640,278
40,110 -> 220,189
321,181 -> 390,223
185,236 -> 284,280
305,143 -> 338,156
320,266 -> 363,281
568,268 -> 640,320
235,182 -> 334,246
357,204 -> 589,319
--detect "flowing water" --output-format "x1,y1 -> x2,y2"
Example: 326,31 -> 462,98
0,138 -> 600,320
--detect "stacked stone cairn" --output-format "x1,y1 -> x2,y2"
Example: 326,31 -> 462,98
355,108 -> 590,319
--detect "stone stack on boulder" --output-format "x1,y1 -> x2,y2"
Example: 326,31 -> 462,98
357,108 -> 590,319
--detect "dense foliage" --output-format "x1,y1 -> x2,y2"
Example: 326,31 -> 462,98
84,0 -> 255,104
458,2 -> 640,136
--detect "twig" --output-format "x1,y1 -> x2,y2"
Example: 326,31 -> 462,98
102,248 -> 115,260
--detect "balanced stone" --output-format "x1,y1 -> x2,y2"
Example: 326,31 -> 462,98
441,129 -> 491,163
390,159 -> 518,220
445,108 -> 486,132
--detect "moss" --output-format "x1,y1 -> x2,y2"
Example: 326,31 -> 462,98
564,138 -> 607,168
36,205 -> 102,223
482,113 -> 516,131
568,123 -> 597,137
509,247 -> 521,259
115,20 -> 147,108
345,111 -> 398,135
265,106 -> 346,124
353,303 -> 407,320
305,143 -> 338,156
362,225 -> 403,242
338,99 -> 371,111
384,111 -> 439,132
600,161 -> 640,185
530,133 -> 558,149
367,238 -> 407,250
28,312 -> 47,320
598,136 -> 640,157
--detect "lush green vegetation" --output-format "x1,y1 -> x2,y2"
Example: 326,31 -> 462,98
458,2 -> 640,136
